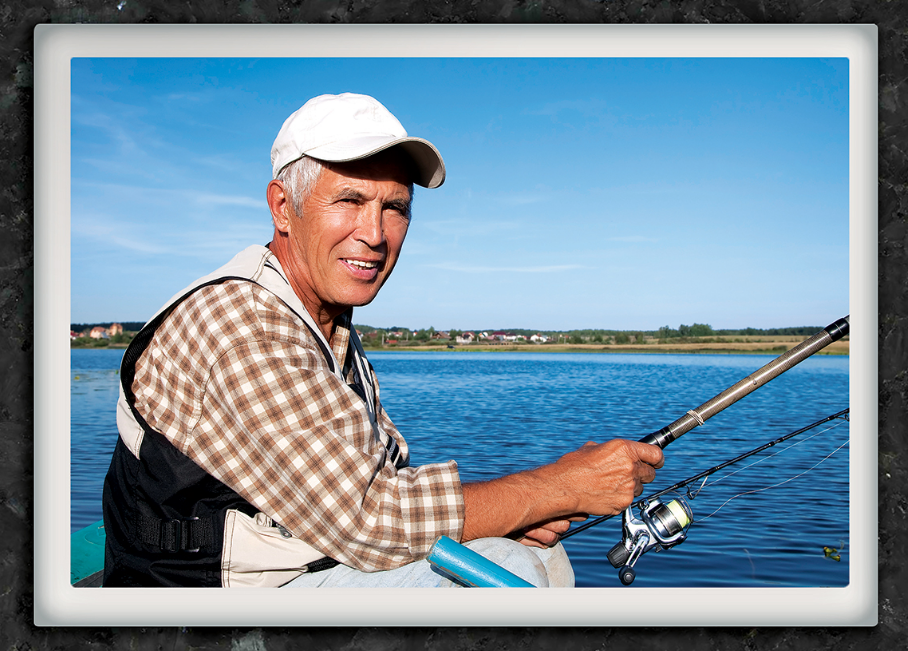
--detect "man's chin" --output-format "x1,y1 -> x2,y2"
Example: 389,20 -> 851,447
335,291 -> 381,311
350,279 -> 390,308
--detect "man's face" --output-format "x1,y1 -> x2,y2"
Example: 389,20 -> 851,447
281,152 -> 412,320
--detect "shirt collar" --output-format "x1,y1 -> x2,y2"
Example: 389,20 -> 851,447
331,309 -> 354,370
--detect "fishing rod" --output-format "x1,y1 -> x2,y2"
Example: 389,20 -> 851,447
562,407 -> 850,585
426,407 -> 850,588
561,315 -> 849,534
638,315 -> 849,450
561,406 -> 851,541
427,316 -> 851,587
557,314 -> 851,585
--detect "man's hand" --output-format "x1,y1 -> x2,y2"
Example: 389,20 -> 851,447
551,438 -> 665,518
514,517 -> 584,548
461,438 -> 664,544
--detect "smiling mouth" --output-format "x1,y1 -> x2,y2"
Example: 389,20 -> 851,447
344,259 -> 379,270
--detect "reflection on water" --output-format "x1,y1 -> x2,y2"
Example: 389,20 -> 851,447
72,349 -> 849,587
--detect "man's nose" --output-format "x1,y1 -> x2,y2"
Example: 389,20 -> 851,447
355,204 -> 385,247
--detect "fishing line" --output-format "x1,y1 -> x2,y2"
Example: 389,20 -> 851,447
562,407 -> 850,542
691,418 -> 849,496
694,436 -> 850,524
565,406 -> 850,586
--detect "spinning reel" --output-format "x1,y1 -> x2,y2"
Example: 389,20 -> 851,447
606,494 -> 693,585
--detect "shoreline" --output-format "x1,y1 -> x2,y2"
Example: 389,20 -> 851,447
72,340 -> 850,356
362,340 -> 850,355
70,339 -> 851,356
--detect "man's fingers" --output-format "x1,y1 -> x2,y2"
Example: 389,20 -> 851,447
632,440 -> 665,469
518,518 -> 575,547
638,459 -> 658,483
519,528 -> 559,547
519,537 -> 549,549
544,519 -> 572,534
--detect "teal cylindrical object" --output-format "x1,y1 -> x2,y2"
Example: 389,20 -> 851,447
426,536 -> 535,588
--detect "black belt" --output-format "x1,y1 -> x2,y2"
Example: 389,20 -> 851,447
138,515 -> 339,573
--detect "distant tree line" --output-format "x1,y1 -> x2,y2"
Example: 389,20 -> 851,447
355,323 -> 827,347
715,326 -> 824,337
71,321 -> 826,349
70,322 -> 143,348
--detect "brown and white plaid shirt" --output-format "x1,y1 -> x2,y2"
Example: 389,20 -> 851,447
131,278 -> 465,572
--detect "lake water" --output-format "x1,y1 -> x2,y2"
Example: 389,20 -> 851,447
71,348 -> 850,588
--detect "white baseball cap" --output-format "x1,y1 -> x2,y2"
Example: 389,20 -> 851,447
270,93 -> 446,188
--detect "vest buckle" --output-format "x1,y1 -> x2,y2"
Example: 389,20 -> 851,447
160,517 -> 201,553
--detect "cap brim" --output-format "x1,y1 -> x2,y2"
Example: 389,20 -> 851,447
305,136 -> 446,189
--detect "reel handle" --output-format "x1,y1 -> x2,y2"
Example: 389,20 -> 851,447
619,565 -> 636,585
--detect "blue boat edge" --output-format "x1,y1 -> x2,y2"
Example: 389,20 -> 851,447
71,519 -> 105,587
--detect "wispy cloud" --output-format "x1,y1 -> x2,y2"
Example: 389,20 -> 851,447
72,215 -> 170,255
524,98 -> 609,119
606,235 -> 658,243
426,263 -> 586,274
416,218 -> 521,237
494,193 -> 550,206
193,154 -> 250,173
195,193 -> 266,209
165,92 -> 208,103
73,206 -> 271,261
73,180 -> 265,211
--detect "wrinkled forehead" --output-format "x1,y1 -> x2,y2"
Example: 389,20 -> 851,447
321,149 -> 416,193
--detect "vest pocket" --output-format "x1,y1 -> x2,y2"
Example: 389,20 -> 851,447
221,509 -> 327,587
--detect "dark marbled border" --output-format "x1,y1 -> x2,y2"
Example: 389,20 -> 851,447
3,1 -> 905,648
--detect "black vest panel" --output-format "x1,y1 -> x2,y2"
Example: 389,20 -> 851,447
102,425 -> 258,587
102,279 -> 259,587
101,255 -> 351,587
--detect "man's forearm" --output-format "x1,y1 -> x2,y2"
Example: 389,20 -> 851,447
460,467 -> 578,542
459,438 -> 664,543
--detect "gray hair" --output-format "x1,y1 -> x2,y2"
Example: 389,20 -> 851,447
276,153 -> 416,220
276,156 -> 325,217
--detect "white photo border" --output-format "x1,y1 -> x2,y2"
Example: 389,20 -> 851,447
34,23 -> 878,627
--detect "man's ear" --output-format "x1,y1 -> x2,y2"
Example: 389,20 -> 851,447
267,179 -> 292,234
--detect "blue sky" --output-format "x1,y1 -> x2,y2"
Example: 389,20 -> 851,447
70,57 -> 849,331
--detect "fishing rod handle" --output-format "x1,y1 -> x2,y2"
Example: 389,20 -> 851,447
639,315 -> 849,449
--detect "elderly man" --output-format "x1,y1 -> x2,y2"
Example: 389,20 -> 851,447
102,93 -> 663,588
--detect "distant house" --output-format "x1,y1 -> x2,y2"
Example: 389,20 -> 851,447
109,323 -> 123,336
530,333 -> 549,343
89,326 -> 109,339
456,332 -> 475,344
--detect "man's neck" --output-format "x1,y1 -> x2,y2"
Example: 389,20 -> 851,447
267,239 -> 342,343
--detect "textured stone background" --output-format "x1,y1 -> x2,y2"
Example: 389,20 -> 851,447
2,1 -> 905,648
